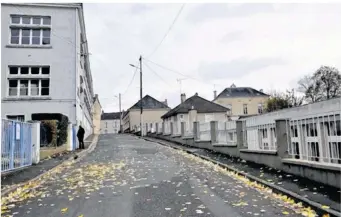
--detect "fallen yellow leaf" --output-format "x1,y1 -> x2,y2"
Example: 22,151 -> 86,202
78,215 -> 84,217
61,207 -> 68,213
321,205 -> 330,209
282,211 -> 289,215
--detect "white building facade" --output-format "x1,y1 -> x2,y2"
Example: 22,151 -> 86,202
101,112 -> 121,134
1,3 -> 94,138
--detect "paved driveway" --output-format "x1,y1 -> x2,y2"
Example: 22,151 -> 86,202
3,134 -> 311,217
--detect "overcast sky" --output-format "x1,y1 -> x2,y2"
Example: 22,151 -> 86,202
84,3 -> 341,112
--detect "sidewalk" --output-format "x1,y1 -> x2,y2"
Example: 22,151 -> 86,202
145,137 -> 341,213
1,134 -> 95,191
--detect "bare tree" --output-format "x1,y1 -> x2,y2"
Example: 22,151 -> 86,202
297,75 -> 322,103
313,66 -> 341,99
298,66 -> 341,103
265,89 -> 303,112
286,89 -> 304,107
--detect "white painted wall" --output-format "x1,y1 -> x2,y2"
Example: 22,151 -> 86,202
1,4 -> 93,138
100,119 -> 120,134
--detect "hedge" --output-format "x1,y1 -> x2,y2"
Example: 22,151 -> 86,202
41,120 -> 58,147
32,113 -> 69,147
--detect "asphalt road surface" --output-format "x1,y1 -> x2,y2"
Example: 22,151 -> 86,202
3,134 -> 315,217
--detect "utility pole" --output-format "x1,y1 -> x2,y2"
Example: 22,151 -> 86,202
119,93 -> 122,133
139,55 -> 143,137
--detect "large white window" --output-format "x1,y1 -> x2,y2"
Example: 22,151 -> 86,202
10,15 -> 51,46
8,66 -> 50,97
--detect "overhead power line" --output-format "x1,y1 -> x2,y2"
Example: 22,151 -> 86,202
143,58 -> 202,83
143,57 -> 225,89
122,66 -> 138,96
147,4 -> 185,58
144,62 -> 172,87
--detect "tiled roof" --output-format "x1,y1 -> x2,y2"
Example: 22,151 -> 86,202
215,87 -> 269,100
130,95 -> 170,110
101,112 -> 121,120
161,94 -> 229,119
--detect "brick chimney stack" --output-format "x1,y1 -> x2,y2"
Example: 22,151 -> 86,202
181,93 -> 186,103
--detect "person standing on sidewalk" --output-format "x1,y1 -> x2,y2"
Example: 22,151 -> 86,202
77,125 -> 85,149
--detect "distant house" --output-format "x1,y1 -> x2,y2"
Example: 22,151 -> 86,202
213,84 -> 269,117
92,94 -> 102,135
122,95 -> 170,133
101,112 -> 121,134
161,93 -> 229,135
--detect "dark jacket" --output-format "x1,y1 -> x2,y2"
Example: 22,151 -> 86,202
77,127 -> 85,139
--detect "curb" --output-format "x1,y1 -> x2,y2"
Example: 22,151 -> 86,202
143,137 -> 341,217
1,135 -> 99,197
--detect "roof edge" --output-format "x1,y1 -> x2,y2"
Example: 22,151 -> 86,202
2,3 -> 82,8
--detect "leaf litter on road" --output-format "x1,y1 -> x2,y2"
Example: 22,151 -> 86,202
175,149 -> 326,217
1,160 -> 125,216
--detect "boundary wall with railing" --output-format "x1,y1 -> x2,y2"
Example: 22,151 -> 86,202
146,97 -> 341,188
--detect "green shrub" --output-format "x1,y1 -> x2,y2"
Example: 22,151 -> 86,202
32,113 -> 69,147
57,115 -> 69,146
41,120 -> 58,147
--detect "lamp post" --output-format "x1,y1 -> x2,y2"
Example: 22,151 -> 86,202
129,56 -> 143,136
114,94 -> 122,133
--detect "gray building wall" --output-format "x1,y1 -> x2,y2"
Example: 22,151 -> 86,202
1,4 -> 93,137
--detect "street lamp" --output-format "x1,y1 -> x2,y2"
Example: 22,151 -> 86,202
129,56 -> 143,136
114,94 -> 122,133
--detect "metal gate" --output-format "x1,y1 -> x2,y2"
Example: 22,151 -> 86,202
72,126 -> 77,150
1,119 -> 32,173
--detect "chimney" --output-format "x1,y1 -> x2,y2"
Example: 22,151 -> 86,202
213,90 -> 217,99
163,99 -> 168,106
180,93 -> 186,103
195,92 -> 198,96
259,89 -> 263,93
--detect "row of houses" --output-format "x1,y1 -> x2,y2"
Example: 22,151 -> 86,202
100,85 -> 269,135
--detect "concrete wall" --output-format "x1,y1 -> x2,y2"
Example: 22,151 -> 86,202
214,96 -> 269,116
100,119 -> 120,134
1,4 -> 93,137
148,104 -> 341,188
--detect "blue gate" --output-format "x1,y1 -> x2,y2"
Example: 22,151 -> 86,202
1,119 -> 33,173
72,126 -> 77,150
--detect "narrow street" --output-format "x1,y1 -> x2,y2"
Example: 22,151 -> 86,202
4,134 -> 313,217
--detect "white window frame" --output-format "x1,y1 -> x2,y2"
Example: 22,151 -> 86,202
9,15 -> 51,46
243,104 -> 248,115
7,66 -> 50,98
258,103 -> 263,114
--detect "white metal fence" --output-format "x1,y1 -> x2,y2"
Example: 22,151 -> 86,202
173,121 -> 181,135
184,121 -> 193,137
164,122 -> 171,134
287,111 -> 341,164
216,121 -> 237,145
158,122 -> 162,133
242,117 -> 277,151
199,122 -> 211,141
